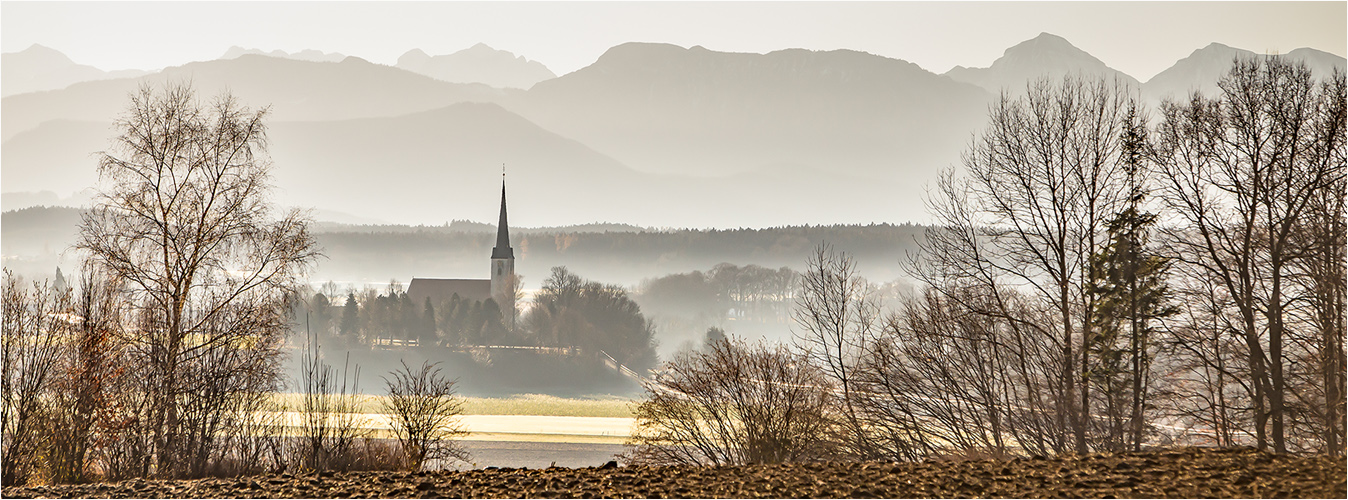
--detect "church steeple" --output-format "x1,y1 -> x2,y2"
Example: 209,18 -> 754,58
491,176 -> 513,259
490,168 -> 517,330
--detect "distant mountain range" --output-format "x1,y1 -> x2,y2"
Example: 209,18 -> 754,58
516,43 -> 989,182
1,44 -> 150,97
945,32 -> 1344,103
397,43 -> 556,89
2,35 -> 1343,228
945,33 -> 1141,94
1,54 -> 519,143
218,44 -> 556,90
1142,43 -> 1346,102
221,46 -> 348,63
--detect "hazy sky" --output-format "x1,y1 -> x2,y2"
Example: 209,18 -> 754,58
3,1 -> 1344,81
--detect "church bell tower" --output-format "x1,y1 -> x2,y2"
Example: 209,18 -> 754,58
490,173 -> 516,329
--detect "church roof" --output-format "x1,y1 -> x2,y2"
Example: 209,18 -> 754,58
407,278 -> 491,306
492,179 -> 514,259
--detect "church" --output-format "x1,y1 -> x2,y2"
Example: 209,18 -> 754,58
406,178 -> 517,329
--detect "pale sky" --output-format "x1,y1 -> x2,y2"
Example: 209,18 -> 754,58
2,1 -> 1344,81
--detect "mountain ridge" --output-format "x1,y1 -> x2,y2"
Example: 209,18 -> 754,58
220,46 -> 347,63
944,32 -> 1141,93
1,44 -> 150,97
1,54 -> 521,142
4,37 -> 1345,228
396,43 -> 556,89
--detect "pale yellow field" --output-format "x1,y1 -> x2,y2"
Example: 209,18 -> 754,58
271,393 -> 636,418
267,393 -> 638,443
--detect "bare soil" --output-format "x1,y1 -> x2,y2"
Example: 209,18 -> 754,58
3,447 -> 1343,498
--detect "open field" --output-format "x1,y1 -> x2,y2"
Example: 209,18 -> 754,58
267,394 -> 635,446
4,447 -> 1342,498
272,393 -> 635,418
271,412 -> 632,445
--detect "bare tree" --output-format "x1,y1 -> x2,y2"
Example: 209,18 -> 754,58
909,75 -> 1133,454
625,337 -> 839,466
297,331 -> 370,472
857,283 -> 1066,460
76,82 -> 319,477
381,361 -> 469,470
1153,57 -> 1345,453
46,264 -> 127,483
1,271 -> 72,485
792,243 -> 881,459
1289,69 -> 1346,456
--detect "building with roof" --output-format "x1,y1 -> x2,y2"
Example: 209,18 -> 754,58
406,177 -> 517,329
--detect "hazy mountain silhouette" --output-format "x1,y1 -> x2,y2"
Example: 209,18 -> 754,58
263,102 -> 656,226
515,42 -> 991,182
0,190 -> 94,212
397,43 -> 556,89
1,119 -> 111,195
221,46 -> 347,63
1284,47 -> 1348,77
2,54 -> 520,142
1143,43 -> 1347,102
2,44 -> 149,97
944,32 -> 1141,94
5,38 -> 1344,227
264,102 -> 914,228
1142,43 -> 1253,101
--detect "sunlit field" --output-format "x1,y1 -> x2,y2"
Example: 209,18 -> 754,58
271,393 -> 635,418
263,393 -> 635,444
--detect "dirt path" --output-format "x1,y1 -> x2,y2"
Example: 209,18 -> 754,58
5,447 -> 1343,498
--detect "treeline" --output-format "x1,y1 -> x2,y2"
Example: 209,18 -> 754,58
636,263 -> 799,323
305,283 -> 512,348
300,267 -> 658,371
311,222 -> 924,287
626,58 -> 1345,467
1,208 -> 925,287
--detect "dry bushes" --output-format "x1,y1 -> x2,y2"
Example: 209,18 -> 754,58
381,361 -> 469,470
624,337 -> 839,466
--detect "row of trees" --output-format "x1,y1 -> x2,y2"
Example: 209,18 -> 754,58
525,267 -> 659,370
626,57 -> 1345,466
296,267 -> 659,371
636,263 -> 800,323
306,284 -> 513,349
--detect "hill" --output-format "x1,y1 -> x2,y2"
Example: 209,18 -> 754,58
1,119 -> 111,195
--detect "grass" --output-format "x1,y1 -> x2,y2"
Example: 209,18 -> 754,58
272,393 -> 636,418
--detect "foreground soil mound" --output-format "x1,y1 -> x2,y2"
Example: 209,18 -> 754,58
4,447 -> 1343,498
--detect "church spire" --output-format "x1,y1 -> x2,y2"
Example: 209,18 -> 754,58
491,168 -> 513,259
